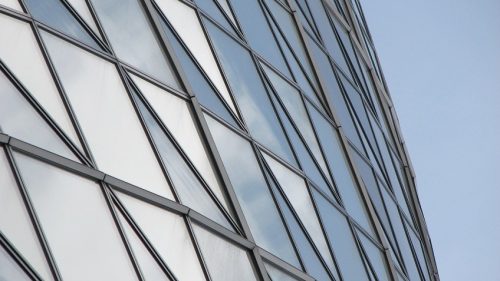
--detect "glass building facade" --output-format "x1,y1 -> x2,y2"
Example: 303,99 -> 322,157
0,0 -> 439,280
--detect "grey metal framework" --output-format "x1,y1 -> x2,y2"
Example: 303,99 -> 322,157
0,0 -> 439,280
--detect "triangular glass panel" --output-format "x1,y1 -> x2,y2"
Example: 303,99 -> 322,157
0,69 -> 79,162
193,0 -> 239,36
266,170 -> 335,281
130,86 -> 235,231
114,203 -> 171,281
0,13 -> 83,153
0,150 -> 52,281
0,0 -> 22,12
263,153 -> 336,276
293,0 -> 321,41
156,0 -> 238,114
264,262 -> 300,281
214,0 -> 237,26
0,243 -> 31,281
130,73 -> 232,214
23,0 -> 103,51
357,230 -> 392,281
14,152 -> 137,281
91,0 -> 181,90
115,192 -> 206,281
157,15 -> 240,128
66,0 -> 102,39
192,224 -> 257,281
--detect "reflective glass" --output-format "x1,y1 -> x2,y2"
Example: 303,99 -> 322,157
42,31 -> 173,200
130,73 -> 230,212
407,222 -> 431,281
215,0 -> 236,25
14,152 -> 137,281
205,114 -> 300,267
157,0 -> 237,113
206,20 -> 297,165
265,262 -> 299,281
193,224 -> 257,281
264,154 -> 335,274
0,0 -> 22,11
0,150 -> 52,280
0,245 -> 30,281
313,190 -> 370,281
24,0 -> 102,51
0,12 -> 82,150
0,69 -> 78,161
158,15 -> 240,128
91,0 -> 180,89
193,0 -> 238,36
230,0 -> 290,77
116,192 -> 205,281
132,89 -> 234,230
66,0 -> 102,37
357,231 -> 391,281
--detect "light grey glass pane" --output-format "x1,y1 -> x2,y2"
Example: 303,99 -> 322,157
192,224 -> 257,281
0,150 -> 52,280
264,262 -> 299,281
205,114 -> 301,268
205,20 -> 297,166
357,231 -> 391,281
14,152 -> 137,281
115,206 -> 170,281
230,0 -> 290,77
0,69 -> 78,162
42,31 -> 174,200
132,89 -> 234,230
0,0 -> 22,11
0,13 -> 83,151
263,154 -> 335,274
91,0 -> 180,89
313,189 -> 370,281
194,0 -> 238,36
307,103 -> 375,235
24,0 -> 102,51
116,192 -> 206,281
0,245 -> 30,281
66,0 -> 102,37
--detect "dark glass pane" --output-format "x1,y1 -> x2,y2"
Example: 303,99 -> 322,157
24,0 -> 102,51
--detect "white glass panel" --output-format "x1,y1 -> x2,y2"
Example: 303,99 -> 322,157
0,13 -> 82,150
42,31 -> 173,200
0,70 -> 78,161
263,153 -> 335,274
130,74 -> 226,207
117,192 -> 205,281
115,206 -> 170,281
0,245 -> 30,281
0,0 -> 22,12
192,224 -> 257,281
156,0 -> 236,113
0,150 -> 52,280
14,152 -> 136,281
66,0 -> 102,37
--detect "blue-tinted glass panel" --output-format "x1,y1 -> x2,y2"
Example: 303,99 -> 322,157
194,0 -> 238,36
24,0 -> 102,51
357,230 -> 392,281
205,20 -> 297,166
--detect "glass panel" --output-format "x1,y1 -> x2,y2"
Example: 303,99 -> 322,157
42,31 -> 173,199
0,13 -> 82,151
66,0 -> 102,37
0,245 -> 30,281
263,154 -> 335,274
156,0 -> 236,113
268,173 -> 334,281
115,205 -> 171,281
158,17 -> 240,128
193,0 -> 238,36
205,20 -> 297,165
265,262 -> 299,281
312,189 -> 370,281
0,69 -> 78,161
193,224 -> 257,281
91,0 -> 180,89
205,114 -> 300,267
24,0 -> 102,51
116,192 -> 205,281
215,0 -> 236,25
132,88 -> 234,230
0,0 -> 22,11
307,103 -> 375,235
407,222 -> 430,281
357,231 -> 392,281
14,152 -> 136,281
230,0 -> 290,77
0,149 -> 52,280
130,73 -> 230,212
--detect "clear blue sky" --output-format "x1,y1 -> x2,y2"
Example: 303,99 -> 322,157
360,0 -> 500,280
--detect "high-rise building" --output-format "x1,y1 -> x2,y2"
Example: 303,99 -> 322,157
0,0 -> 439,280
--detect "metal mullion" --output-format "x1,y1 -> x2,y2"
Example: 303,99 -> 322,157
296,0 -> 323,43
258,248 -> 315,281
4,146 -> 63,281
0,5 -> 30,20
100,184 -> 145,281
208,0 -> 243,38
352,226 -> 386,281
184,217 -> 214,281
